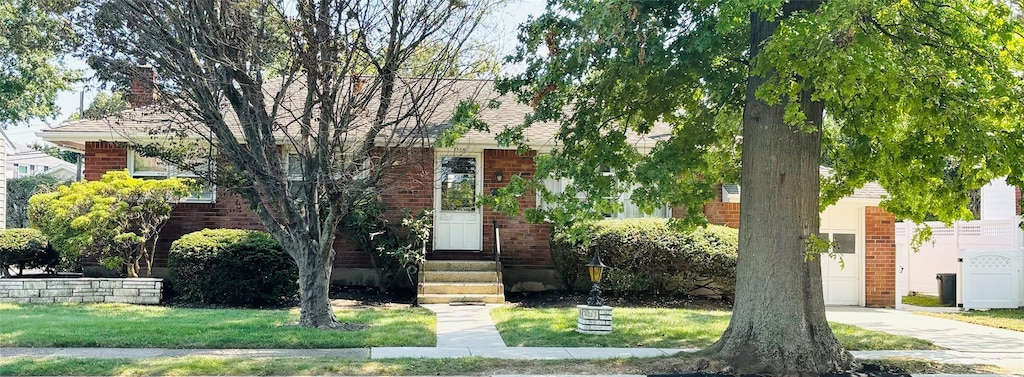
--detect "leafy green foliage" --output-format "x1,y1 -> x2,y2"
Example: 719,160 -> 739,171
551,218 -> 738,297
342,197 -> 432,293
65,91 -> 129,121
0,228 -> 58,276
27,170 -> 195,277
0,0 -> 80,125
27,142 -> 81,164
168,229 -> 298,308
6,174 -> 65,228
488,0 -> 1024,232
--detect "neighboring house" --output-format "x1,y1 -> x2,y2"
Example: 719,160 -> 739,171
41,71 -> 899,307
0,129 -> 77,181
705,171 -> 897,308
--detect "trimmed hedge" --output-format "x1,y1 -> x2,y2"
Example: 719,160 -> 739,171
168,229 -> 298,307
551,219 -> 738,298
0,228 -> 58,276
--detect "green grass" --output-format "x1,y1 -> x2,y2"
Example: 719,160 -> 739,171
919,309 -> 1024,332
492,307 -> 938,350
0,303 -> 434,348
902,294 -> 943,307
0,356 -> 1007,376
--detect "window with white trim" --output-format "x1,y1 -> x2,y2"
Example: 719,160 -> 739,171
537,176 -> 671,219
283,151 -> 371,195
128,151 -> 215,203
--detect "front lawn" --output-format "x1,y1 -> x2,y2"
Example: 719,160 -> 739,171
0,303 -> 434,348
491,307 -> 938,350
919,309 -> 1024,332
902,295 -> 943,307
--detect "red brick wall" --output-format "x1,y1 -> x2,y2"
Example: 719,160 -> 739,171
480,149 -> 551,268
704,202 -> 740,228
337,148 -> 435,268
864,206 -> 896,307
84,142 -> 129,181
1016,186 -> 1021,215
84,142 -> 365,269
700,185 -> 740,228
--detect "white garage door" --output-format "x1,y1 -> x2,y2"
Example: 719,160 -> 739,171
820,206 -> 862,306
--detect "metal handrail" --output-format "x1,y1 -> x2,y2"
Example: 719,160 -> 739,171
492,219 -> 502,272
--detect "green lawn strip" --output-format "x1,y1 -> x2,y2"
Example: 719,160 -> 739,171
492,307 -> 937,350
0,356 -> 1005,376
902,295 -> 943,307
917,309 -> 1024,332
0,303 -> 434,348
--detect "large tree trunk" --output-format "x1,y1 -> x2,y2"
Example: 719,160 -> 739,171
295,241 -> 339,328
705,5 -> 856,375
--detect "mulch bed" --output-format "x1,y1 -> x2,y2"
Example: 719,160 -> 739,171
328,284 -> 734,310
504,290 -> 734,310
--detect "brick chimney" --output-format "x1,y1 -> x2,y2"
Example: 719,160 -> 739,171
128,64 -> 158,108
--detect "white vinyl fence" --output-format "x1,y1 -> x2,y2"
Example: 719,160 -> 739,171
895,219 -> 1024,308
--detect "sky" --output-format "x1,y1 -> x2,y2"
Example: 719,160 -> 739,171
7,0 -> 547,147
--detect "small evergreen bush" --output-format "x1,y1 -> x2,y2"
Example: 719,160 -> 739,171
551,218 -> 738,298
168,228 -> 298,307
0,228 -> 59,276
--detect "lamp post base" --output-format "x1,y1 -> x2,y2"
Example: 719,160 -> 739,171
576,305 -> 612,335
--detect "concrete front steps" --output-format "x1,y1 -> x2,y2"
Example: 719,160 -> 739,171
418,260 -> 504,304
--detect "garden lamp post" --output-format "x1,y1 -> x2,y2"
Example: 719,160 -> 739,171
585,251 -> 607,306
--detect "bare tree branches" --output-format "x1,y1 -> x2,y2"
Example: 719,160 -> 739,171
81,0 -> 499,327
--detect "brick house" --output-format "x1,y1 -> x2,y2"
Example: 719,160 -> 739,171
41,73 -> 898,307
704,177 -> 896,307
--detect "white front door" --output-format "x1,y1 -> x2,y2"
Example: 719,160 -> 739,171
820,206 -> 863,306
434,154 -> 483,251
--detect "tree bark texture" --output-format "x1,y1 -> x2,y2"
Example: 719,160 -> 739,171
705,5 -> 856,375
293,238 -> 339,328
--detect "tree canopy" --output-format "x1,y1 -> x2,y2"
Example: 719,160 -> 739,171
494,0 -> 1024,227
488,0 -> 1024,374
0,0 -> 80,126
66,91 -> 129,121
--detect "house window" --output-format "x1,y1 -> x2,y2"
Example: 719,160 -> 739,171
283,151 -> 369,198
538,176 -> 671,219
818,232 -> 856,254
439,157 -> 477,211
128,151 -> 215,203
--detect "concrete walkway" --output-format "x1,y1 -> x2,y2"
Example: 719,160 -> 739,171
422,304 -> 507,348
825,307 -> 1024,353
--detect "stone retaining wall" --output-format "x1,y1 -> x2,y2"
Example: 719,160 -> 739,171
0,278 -> 162,304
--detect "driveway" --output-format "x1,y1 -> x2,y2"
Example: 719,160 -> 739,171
826,307 -> 1023,353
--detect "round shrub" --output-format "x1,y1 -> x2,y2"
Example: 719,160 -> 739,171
0,228 -> 59,276
168,228 -> 298,307
551,218 -> 738,298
